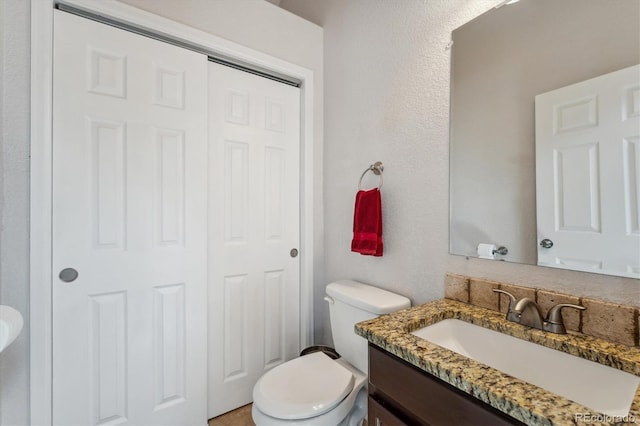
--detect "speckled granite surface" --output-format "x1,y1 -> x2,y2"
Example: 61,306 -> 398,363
355,299 -> 640,426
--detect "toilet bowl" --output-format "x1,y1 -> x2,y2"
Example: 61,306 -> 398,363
251,280 -> 410,425
251,353 -> 367,426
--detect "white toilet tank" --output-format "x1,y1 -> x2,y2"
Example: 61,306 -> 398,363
326,280 -> 410,374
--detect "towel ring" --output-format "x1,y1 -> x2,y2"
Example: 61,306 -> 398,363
358,161 -> 384,190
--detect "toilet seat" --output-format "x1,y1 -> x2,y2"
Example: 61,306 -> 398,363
253,352 -> 355,420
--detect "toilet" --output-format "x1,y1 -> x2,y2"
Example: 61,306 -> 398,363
251,280 -> 411,425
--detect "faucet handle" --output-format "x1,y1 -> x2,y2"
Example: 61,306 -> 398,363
544,303 -> 586,334
546,303 -> 586,324
492,289 -> 516,306
492,289 -> 520,322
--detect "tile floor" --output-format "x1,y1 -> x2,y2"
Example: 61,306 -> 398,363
209,404 -> 255,426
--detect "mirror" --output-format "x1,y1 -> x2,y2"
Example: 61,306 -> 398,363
449,0 -> 640,278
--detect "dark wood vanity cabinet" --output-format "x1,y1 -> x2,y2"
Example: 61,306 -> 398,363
368,396 -> 410,426
368,344 -> 525,426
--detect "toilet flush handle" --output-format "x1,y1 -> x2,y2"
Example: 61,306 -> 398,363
324,296 -> 334,305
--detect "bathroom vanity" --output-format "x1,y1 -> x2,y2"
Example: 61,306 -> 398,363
356,298 -> 640,426
368,344 -> 522,425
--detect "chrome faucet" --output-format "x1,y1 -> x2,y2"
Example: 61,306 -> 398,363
492,289 -> 585,334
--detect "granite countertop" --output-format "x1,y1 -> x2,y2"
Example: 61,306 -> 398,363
355,299 -> 640,426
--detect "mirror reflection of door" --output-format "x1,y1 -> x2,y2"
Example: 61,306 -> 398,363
535,64 -> 640,278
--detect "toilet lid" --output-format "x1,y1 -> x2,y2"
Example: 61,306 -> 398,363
253,351 -> 355,420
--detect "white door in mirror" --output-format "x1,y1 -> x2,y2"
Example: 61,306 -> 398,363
535,64 -> 640,278
0,305 -> 24,353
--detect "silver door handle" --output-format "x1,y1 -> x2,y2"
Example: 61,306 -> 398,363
290,248 -> 298,258
59,268 -> 79,282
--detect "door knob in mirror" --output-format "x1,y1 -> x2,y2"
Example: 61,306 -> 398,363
539,239 -> 554,249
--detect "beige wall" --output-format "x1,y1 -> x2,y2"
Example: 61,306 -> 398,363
278,0 -> 640,346
450,0 -> 640,265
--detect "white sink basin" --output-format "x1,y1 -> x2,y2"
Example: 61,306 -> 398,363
412,319 -> 639,417
0,305 -> 24,353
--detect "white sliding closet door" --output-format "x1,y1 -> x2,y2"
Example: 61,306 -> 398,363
52,11 -> 208,425
208,62 -> 301,417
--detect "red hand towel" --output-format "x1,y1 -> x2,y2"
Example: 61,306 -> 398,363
351,188 -> 383,256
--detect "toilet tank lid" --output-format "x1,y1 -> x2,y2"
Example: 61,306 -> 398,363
326,280 -> 411,314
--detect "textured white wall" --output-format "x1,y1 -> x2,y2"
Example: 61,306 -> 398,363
278,0 -> 640,345
0,1 -> 31,424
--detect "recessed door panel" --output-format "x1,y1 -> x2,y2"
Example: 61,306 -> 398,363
153,65 -> 185,110
623,85 -> 640,120
553,96 -> 598,133
553,143 -> 600,232
90,119 -> 126,249
265,147 -> 285,241
153,283 -> 186,409
223,275 -> 248,381
87,46 -> 127,98
264,270 -> 285,369
224,142 -> 249,244
225,90 -> 249,126
90,291 -> 128,425
154,128 -> 186,247
623,137 -> 640,235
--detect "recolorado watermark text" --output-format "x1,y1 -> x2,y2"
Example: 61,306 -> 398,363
575,413 -> 636,423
